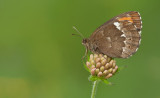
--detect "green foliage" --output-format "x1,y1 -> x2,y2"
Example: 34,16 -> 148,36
88,75 -> 112,85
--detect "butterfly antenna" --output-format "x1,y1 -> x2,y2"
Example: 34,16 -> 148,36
72,26 -> 84,38
72,33 -> 82,38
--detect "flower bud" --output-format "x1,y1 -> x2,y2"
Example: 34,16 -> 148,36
95,58 -> 101,63
101,57 -> 105,61
105,63 -> 109,69
91,65 -> 95,69
109,60 -> 114,65
115,66 -> 118,70
98,72 -> 103,77
105,73 -> 112,79
99,54 -> 103,58
108,68 -> 113,73
101,59 -> 107,65
113,62 -> 116,68
112,69 -> 116,74
91,68 -> 96,75
96,62 -> 101,68
100,66 -> 104,72
109,60 -> 114,68
86,61 -> 90,68
91,60 -> 95,65
112,66 -> 118,74
104,55 -> 107,58
90,54 -> 94,60
107,57 -> 111,62
103,70 -> 109,76
94,54 -> 98,59
95,69 -> 99,74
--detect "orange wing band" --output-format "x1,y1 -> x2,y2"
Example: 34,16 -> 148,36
118,17 -> 133,23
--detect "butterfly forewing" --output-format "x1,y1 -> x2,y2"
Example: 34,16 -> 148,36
88,11 -> 142,58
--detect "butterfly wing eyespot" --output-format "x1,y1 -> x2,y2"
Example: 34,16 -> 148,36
87,11 -> 142,58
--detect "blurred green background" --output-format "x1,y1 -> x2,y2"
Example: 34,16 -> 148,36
0,0 -> 160,98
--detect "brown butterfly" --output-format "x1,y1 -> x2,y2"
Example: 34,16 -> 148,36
75,11 -> 142,58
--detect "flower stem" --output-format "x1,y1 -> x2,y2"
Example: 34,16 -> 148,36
91,80 -> 98,98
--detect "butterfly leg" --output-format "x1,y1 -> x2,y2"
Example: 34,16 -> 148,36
82,48 -> 88,60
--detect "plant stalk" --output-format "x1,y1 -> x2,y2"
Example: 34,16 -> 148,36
91,80 -> 98,98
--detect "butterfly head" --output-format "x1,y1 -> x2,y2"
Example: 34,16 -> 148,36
82,38 -> 90,48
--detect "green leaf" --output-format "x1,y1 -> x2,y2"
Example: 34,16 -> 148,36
83,62 -> 90,72
89,75 -> 113,85
88,75 -> 100,81
116,65 -> 127,73
102,79 -> 112,85
82,53 -> 91,72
